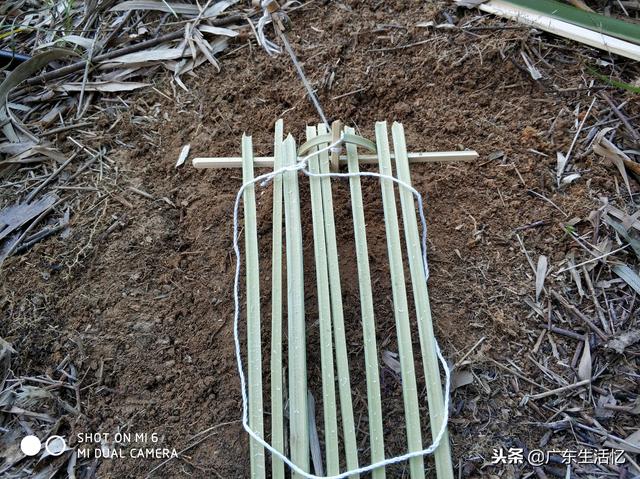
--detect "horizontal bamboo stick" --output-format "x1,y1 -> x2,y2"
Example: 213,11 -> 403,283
192,151 -> 478,168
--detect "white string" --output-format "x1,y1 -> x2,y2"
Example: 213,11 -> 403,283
231,138 -> 451,479
256,0 -> 282,56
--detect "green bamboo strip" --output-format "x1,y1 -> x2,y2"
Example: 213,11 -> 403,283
344,126 -> 384,479
242,134 -> 266,479
316,124 -> 360,478
375,121 -> 424,479
391,122 -> 454,479
306,125 -> 340,475
282,134 -> 309,477
502,0 -> 640,45
270,119 -> 285,479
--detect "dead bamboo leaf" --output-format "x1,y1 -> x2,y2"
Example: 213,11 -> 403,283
110,0 -> 237,17
452,369 -> 474,391
175,144 -> 190,168
55,81 -> 150,92
198,25 -> 239,37
535,255 -> 548,301
103,47 -> 188,65
612,264 -> 640,294
605,429 -> 640,454
577,338 -> 591,381
593,128 -> 633,197
36,35 -> 103,51
0,49 -> 75,142
556,151 -> 568,186
381,350 -> 401,374
110,1 -> 202,15
606,329 -> 640,354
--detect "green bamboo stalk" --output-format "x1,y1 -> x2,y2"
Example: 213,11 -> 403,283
242,134 -> 266,479
344,126 -> 384,479
270,119 -> 285,479
283,134 -> 309,477
306,125 -> 340,475
375,121 -> 424,479
503,0 -> 640,45
391,122 -> 453,479
316,124 -> 360,478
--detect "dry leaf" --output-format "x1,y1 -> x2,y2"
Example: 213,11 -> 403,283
593,128 -> 633,197
55,81 -> 150,92
535,255 -> 548,301
452,369 -> 474,391
175,144 -> 190,168
0,49 -> 76,142
381,350 -> 401,374
605,429 -> 640,453
577,339 -> 592,381
606,329 -> 640,353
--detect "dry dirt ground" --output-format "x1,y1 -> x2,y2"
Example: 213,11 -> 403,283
1,1 -> 639,478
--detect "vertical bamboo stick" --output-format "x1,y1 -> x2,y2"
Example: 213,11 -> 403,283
283,134 -> 309,476
391,122 -> 454,479
306,125 -> 340,475
242,134 -> 266,479
375,122 -> 425,479
344,126 -> 385,479
316,124 -> 360,477
270,120 -> 285,479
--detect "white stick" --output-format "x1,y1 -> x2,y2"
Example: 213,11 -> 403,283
193,151 -> 478,169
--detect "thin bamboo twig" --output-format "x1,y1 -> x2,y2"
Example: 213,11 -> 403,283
283,134 -> 309,477
270,119 -> 285,479
306,125 -> 340,475
345,126 -> 384,479
375,121 -> 424,479
391,122 -> 454,479
316,124 -> 360,478
241,134 -> 266,479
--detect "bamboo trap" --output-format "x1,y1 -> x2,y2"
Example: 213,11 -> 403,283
218,121 -> 459,478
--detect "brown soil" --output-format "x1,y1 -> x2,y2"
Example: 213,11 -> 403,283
2,1 -> 638,478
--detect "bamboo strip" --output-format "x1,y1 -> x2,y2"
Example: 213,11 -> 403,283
501,0 -> 640,45
241,134 -> 266,479
282,134 -> 309,477
192,151 -> 478,169
306,125 -> 340,475
375,121 -> 424,479
391,122 -> 454,479
270,119 -> 285,479
314,124 -> 360,478
344,126 -> 385,479
480,0 -> 640,61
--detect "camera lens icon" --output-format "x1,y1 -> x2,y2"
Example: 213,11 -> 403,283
45,436 -> 67,456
